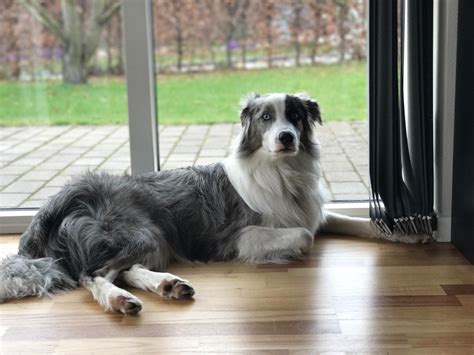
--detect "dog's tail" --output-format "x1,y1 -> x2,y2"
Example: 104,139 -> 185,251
0,254 -> 76,303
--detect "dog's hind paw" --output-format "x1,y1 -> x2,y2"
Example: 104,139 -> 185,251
158,278 -> 195,300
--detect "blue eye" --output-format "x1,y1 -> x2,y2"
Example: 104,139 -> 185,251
262,113 -> 271,120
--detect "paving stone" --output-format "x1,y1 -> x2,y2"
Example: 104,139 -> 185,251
161,161 -> 194,170
324,171 -> 361,182
60,166 -> 94,176
20,200 -> 45,208
46,176 -> 71,187
11,157 -> 46,166
1,166 -> 32,175
72,158 -> 106,166
172,145 -> 202,153
0,193 -> 29,207
199,149 -> 228,157
38,161 -> 71,170
0,175 -> 19,188
99,162 -> 129,170
2,180 -> 44,193
330,182 -> 367,194
332,193 -> 369,201
30,187 -> 62,200
322,153 -> 352,163
166,154 -> 197,162
195,157 -> 223,165
22,170 -> 58,181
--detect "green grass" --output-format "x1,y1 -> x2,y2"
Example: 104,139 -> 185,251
0,63 -> 366,126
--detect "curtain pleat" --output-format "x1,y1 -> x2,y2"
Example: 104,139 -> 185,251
369,0 -> 435,236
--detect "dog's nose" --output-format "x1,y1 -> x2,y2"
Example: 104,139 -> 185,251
279,131 -> 295,147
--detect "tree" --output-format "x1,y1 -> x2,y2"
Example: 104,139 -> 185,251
20,0 -> 120,84
236,0 -> 251,68
221,0 -> 241,68
194,0 -> 219,68
0,0 -> 21,79
335,0 -> 350,62
309,0 -> 326,65
105,10 -> 123,75
258,0 -> 276,68
289,0 -> 304,67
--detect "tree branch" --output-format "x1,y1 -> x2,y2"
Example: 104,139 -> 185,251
19,0 -> 66,45
96,0 -> 121,26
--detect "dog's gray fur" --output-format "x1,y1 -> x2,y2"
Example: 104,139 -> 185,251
0,93 -> 428,313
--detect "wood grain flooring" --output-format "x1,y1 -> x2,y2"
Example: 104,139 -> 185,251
0,234 -> 473,354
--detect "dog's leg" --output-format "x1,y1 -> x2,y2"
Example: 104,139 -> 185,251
321,211 -> 375,237
321,211 -> 432,244
121,264 -> 195,300
236,225 -> 313,263
80,273 -> 143,315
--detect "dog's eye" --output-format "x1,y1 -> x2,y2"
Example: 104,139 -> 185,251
262,113 -> 271,120
292,113 -> 299,120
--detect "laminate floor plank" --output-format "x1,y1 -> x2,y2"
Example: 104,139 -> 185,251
1,234 -> 473,354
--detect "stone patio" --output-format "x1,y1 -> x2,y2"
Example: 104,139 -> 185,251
0,122 -> 369,209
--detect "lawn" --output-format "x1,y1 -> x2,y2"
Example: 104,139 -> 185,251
0,63 -> 366,126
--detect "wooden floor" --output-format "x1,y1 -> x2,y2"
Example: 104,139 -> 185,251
0,234 -> 473,354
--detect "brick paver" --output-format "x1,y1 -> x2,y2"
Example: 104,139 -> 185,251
0,122 -> 369,208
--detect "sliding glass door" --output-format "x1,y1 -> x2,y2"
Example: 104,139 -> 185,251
0,0 -> 370,230
0,1 -> 127,209
0,0 -> 160,211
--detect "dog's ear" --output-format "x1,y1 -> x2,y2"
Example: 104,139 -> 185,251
239,92 -> 260,124
294,93 -> 322,125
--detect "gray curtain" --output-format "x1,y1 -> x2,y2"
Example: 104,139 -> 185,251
369,0 -> 434,236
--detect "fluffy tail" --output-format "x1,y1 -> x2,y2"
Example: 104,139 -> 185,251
0,254 -> 76,303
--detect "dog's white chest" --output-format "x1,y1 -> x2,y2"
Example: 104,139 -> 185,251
224,155 -> 325,233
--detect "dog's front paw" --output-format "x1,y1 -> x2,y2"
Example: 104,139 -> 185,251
158,278 -> 195,300
109,294 -> 143,315
295,227 -> 314,253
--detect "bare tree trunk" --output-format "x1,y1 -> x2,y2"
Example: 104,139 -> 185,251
223,0 -> 240,69
209,44 -> 216,67
241,42 -> 247,68
336,0 -> 349,63
226,36 -> 233,68
171,0 -> 184,72
266,13 -> 273,68
176,26 -> 184,71
291,0 -> 303,67
238,0 -> 249,68
62,45 -> 87,84
116,11 -> 123,75
61,0 -> 87,83
310,0 -> 323,65
106,23 -> 112,74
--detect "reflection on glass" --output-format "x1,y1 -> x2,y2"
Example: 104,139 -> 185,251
0,1 -> 129,209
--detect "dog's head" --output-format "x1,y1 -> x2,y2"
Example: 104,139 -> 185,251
238,93 -> 321,158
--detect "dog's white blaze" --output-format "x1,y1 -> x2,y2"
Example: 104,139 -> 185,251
259,94 -> 301,153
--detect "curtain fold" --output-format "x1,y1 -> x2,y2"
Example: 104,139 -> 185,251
369,0 -> 435,236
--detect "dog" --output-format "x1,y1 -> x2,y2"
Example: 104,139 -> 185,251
0,93 -> 430,314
